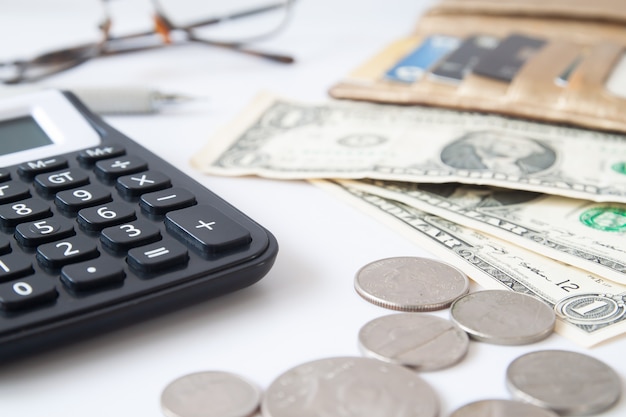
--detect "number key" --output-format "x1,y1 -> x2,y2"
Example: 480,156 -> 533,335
0,276 -> 58,311
100,219 -> 161,252
0,253 -> 34,283
36,236 -> 99,269
55,185 -> 112,213
0,198 -> 52,228
15,218 -> 75,247
77,202 -> 136,232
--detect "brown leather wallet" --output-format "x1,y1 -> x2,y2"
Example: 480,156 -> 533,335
329,0 -> 626,132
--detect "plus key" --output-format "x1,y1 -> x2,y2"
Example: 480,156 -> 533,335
165,205 -> 251,255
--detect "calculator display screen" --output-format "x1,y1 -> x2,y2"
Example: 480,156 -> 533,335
0,115 -> 53,157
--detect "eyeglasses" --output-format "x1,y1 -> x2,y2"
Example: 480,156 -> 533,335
0,0 -> 295,84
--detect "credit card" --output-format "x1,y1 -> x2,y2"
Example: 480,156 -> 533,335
606,53 -> 626,99
472,33 -> 546,82
384,35 -> 461,83
428,35 -> 499,84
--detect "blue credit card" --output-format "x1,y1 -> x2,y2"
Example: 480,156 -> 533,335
384,35 -> 461,83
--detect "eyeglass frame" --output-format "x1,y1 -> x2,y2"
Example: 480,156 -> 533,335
0,0 -> 295,85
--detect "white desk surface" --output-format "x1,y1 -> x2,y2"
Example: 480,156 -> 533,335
3,1 -> 625,416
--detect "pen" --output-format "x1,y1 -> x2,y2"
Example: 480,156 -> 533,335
71,86 -> 200,115
0,85 -> 199,115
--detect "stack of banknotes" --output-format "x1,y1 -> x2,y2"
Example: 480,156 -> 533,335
191,92 -> 626,347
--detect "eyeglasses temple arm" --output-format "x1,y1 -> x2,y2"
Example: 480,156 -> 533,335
188,35 -> 294,64
167,1 -> 292,30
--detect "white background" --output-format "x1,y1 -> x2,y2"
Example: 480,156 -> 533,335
2,1 -> 625,416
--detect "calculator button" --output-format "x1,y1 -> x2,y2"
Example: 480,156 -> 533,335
0,235 -> 10,255
77,144 -> 126,165
34,168 -> 90,195
0,253 -> 34,283
0,276 -> 58,311
100,220 -> 161,252
94,156 -> 148,181
18,157 -> 68,179
60,256 -> 125,291
36,236 -> 99,269
55,185 -> 112,213
116,170 -> 171,197
140,187 -> 196,215
0,168 -> 10,182
0,198 -> 52,228
77,202 -> 136,232
166,205 -> 251,255
127,239 -> 188,273
0,181 -> 31,204
15,218 -> 75,248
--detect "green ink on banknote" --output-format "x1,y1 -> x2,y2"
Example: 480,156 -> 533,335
580,206 -> 626,232
611,162 -> 626,175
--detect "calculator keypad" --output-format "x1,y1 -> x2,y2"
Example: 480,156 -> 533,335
0,142 -> 272,344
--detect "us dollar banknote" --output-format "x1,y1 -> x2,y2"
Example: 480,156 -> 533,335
315,180 -> 626,347
192,93 -> 626,203
340,179 -> 626,284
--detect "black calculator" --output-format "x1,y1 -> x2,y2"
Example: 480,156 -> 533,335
0,90 -> 278,361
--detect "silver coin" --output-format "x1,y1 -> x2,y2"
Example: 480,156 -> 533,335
358,312 -> 469,371
161,371 -> 262,417
261,356 -> 439,417
450,290 -> 555,345
354,256 -> 469,311
449,399 -> 559,417
506,350 -> 622,416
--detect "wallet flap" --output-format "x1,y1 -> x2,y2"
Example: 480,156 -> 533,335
431,0 -> 626,23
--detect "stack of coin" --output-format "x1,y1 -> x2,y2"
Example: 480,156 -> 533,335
158,256 -> 622,417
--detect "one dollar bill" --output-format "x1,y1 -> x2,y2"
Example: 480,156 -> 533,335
340,179 -> 626,284
315,180 -> 626,347
192,92 -> 626,202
